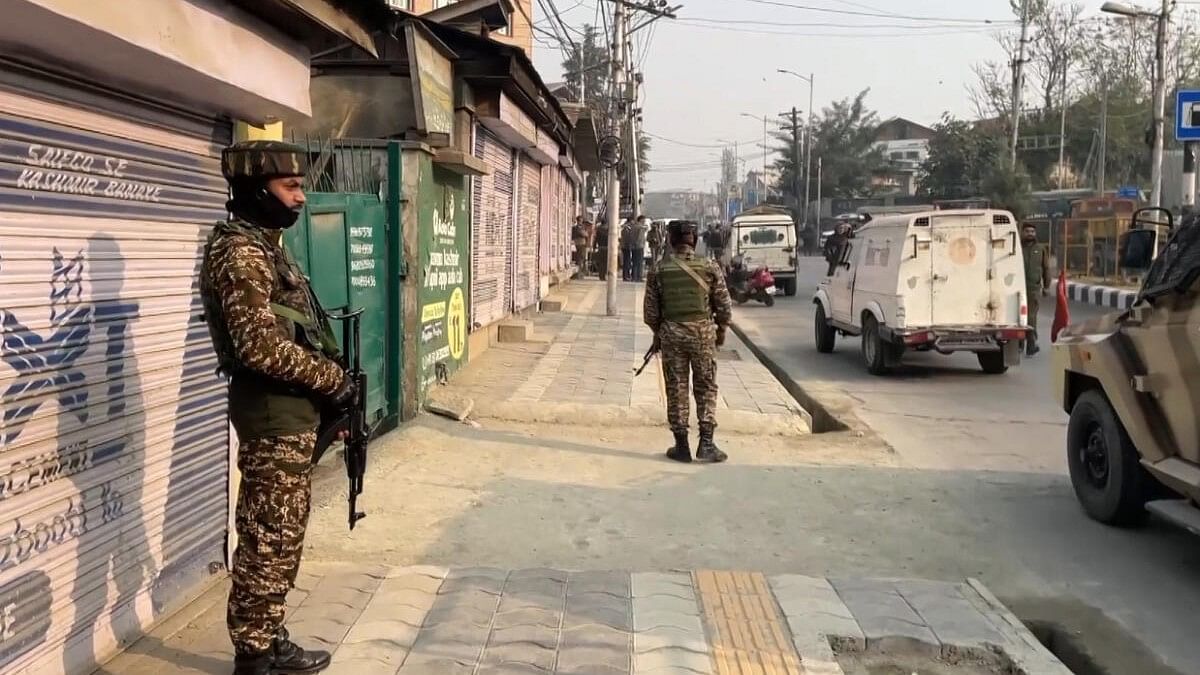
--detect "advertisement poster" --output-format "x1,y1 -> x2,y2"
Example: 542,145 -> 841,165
418,167 -> 470,393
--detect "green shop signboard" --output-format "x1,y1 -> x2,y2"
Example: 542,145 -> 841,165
419,166 -> 470,392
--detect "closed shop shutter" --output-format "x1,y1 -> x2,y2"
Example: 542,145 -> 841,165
0,64 -> 231,674
470,127 -> 514,329
514,154 -> 540,310
538,166 -> 553,276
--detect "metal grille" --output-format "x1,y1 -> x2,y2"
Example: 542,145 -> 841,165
0,73 -> 230,674
993,214 -> 1011,225
539,165 -> 554,276
514,154 -> 540,310
290,134 -> 387,196
1144,223 -> 1200,295
470,128 -> 514,329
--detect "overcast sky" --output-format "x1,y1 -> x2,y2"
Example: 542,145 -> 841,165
530,0 -> 1062,192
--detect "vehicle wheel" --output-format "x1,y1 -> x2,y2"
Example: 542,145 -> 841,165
861,316 -> 891,375
1066,389 -> 1148,526
763,294 -> 775,307
783,278 -> 797,297
814,304 -> 836,353
977,351 -> 1008,374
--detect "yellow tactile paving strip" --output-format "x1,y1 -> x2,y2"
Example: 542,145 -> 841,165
694,570 -> 804,675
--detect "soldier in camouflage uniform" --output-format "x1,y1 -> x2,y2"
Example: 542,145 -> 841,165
1021,222 -> 1051,356
200,141 -> 354,675
644,220 -> 734,463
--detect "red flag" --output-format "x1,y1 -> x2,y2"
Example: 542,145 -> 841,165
1051,269 -> 1070,343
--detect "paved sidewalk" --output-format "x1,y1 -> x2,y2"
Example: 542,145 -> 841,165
448,280 -> 809,434
103,564 -> 1070,675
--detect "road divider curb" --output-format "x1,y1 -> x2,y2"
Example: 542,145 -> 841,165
1066,281 -> 1136,311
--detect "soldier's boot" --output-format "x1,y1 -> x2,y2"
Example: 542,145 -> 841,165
232,654 -> 271,675
1026,339 -> 1040,357
696,428 -> 728,464
271,627 -> 331,674
666,432 -> 692,463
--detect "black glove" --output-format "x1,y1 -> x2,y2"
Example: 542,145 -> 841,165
327,373 -> 357,408
716,326 -> 727,347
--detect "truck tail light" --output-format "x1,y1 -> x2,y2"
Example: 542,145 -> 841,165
998,328 -> 1026,341
904,331 -> 933,345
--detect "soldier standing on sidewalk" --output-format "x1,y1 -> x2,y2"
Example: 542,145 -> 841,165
643,220 -> 733,463
1021,222 -> 1050,356
201,140 -> 355,675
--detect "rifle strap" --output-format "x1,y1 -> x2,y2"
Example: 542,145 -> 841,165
668,256 -> 711,294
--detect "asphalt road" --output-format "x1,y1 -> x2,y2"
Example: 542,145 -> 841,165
733,258 -> 1200,674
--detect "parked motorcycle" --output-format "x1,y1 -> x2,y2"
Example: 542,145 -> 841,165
727,258 -> 776,307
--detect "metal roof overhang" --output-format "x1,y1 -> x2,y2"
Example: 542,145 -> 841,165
233,0 -> 392,57
423,0 -> 513,31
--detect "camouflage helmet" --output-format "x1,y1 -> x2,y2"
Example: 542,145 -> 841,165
221,140 -> 308,182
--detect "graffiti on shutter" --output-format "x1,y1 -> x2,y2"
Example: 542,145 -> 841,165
0,81 -> 230,674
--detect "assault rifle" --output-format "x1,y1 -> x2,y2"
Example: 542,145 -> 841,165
634,337 -> 661,377
313,307 -> 368,531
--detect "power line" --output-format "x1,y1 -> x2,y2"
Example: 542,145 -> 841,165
678,16 -> 1018,29
669,21 -> 1009,38
729,0 -> 1010,24
644,132 -> 760,148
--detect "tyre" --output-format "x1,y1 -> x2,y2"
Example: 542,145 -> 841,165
977,351 -> 1008,374
1066,389 -> 1148,526
861,316 -> 891,375
814,304 -> 836,353
782,278 -> 797,297
763,294 -> 775,307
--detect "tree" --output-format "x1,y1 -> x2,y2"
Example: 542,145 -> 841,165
918,115 -> 1005,198
561,25 -> 608,108
773,90 -> 885,200
980,160 -> 1033,219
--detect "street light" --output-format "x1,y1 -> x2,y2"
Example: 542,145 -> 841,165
778,69 -> 815,228
1101,0 -> 1171,208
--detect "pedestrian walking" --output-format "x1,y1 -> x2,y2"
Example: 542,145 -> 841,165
648,220 -> 663,264
705,224 -> 726,263
643,220 -> 733,464
1021,222 -> 1051,356
620,217 -> 635,281
572,216 -> 588,273
200,140 -> 355,675
631,215 -> 649,282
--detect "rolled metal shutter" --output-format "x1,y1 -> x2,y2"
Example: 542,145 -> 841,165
538,166 -> 553,276
0,64 -> 230,674
514,155 -> 540,310
471,127 -> 514,329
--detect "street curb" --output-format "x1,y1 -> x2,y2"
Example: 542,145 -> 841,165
728,321 -> 856,435
1066,281 -> 1137,311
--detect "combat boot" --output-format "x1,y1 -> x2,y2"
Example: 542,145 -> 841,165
666,432 -> 692,463
1026,339 -> 1040,357
696,428 -> 727,463
271,627 -> 331,674
232,653 -> 271,675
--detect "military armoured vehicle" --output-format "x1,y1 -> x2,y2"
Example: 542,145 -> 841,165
1053,207 -> 1200,534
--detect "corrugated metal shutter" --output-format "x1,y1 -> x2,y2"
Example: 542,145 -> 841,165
0,63 -> 230,675
470,127 -> 514,329
514,155 -> 540,310
538,166 -> 553,276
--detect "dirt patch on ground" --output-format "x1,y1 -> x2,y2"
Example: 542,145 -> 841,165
835,652 -> 1007,675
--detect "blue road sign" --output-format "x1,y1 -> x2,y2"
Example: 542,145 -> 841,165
1117,185 -> 1140,199
727,198 -> 742,221
1176,90 -> 1200,141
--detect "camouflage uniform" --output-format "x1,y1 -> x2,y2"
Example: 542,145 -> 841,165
200,142 -> 344,665
644,244 -> 733,458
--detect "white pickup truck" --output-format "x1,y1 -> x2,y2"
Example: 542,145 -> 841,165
813,209 -> 1030,375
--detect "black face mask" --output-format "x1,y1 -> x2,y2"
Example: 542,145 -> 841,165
227,180 -> 303,230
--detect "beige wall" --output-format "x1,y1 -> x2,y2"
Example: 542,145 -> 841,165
413,0 -> 534,57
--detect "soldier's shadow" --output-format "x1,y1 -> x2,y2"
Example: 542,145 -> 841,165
92,635 -> 231,674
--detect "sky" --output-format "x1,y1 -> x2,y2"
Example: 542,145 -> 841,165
529,0 -> 1056,192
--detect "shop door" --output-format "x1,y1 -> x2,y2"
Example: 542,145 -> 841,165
0,68 -> 231,674
471,128 -> 514,328
284,193 -> 390,425
514,154 -> 541,310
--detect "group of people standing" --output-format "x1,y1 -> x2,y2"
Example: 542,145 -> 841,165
572,214 -> 664,282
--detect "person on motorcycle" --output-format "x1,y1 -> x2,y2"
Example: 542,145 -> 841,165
727,254 -> 752,293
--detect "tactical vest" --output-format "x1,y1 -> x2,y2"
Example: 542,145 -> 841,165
200,220 -> 341,439
659,256 -> 712,323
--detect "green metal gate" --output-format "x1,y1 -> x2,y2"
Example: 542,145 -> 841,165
286,193 -> 390,424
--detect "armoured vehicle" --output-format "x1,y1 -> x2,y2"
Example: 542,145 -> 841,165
1053,207 -> 1200,534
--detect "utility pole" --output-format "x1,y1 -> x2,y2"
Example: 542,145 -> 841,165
789,108 -> 801,215
1150,0 -> 1171,209
815,156 -> 823,226
803,73 -> 814,229
1098,73 -> 1108,193
606,0 -> 626,316
1009,0 -> 1031,166
1057,58 -> 1069,190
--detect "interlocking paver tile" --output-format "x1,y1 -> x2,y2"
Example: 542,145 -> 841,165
480,643 -> 557,670
493,607 -> 561,629
488,624 -> 560,649
510,568 -> 569,582
633,647 -> 712,674
342,619 -> 421,647
832,579 -> 940,656
632,595 -> 698,616
633,626 -> 708,655
477,663 -> 553,675
396,655 -> 476,675
631,574 -> 695,600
